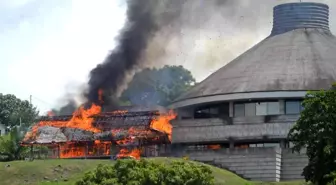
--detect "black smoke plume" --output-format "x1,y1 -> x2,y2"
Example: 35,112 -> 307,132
87,0 -> 174,106
86,0 -> 243,107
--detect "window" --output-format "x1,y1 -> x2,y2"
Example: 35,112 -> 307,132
267,102 -> 280,115
194,106 -> 220,118
264,143 -> 280,148
285,101 -> 302,114
256,102 -> 267,115
234,103 -> 245,117
245,142 -> 281,148
245,103 -> 256,116
249,144 -> 257,147
234,101 -> 281,117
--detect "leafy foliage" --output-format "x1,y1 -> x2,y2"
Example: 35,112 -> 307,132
120,65 -> 196,106
0,93 -> 39,128
288,84 -> 336,185
76,159 -> 215,185
0,128 -> 29,161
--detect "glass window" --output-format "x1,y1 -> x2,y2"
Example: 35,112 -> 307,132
285,101 -> 301,114
256,102 -> 267,115
245,103 -> 256,116
257,143 -> 264,147
249,144 -> 257,147
194,106 -> 220,119
267,102 -> 280,115
264,143 -> 280,148
234,104 -> 245,117
210,108 -> 219,115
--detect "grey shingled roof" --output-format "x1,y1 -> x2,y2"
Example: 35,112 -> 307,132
175,2 -> 336,102
176,28 -> 336,101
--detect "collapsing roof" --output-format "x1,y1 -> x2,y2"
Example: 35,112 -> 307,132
24,126 -> 169,146
22,108 -> 172,145
174,2 -> 336,103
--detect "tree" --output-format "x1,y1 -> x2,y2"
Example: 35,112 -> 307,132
0,128 -> 29,161
76,159 -> 215,185
0,93 -> 39,129
288,84 -> 336,185
120,65 -> 196,106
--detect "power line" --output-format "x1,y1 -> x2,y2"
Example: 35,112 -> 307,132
30,95 -> 53,107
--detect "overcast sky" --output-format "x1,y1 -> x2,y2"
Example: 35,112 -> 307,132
1,0 -> 335,115
0,0 -> 126,114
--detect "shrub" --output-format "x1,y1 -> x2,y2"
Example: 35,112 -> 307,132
76,159 -> 215,185
0,129 -> 29,161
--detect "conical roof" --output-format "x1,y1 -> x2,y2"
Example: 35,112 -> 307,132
174,2 -> 336,105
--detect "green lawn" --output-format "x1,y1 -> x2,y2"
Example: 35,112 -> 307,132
0,158 -> 305,185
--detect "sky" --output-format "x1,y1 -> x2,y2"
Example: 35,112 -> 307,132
0,0 -> 126,114
1,0 -> 336,115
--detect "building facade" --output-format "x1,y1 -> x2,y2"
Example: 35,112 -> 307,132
169,2 -> 336,182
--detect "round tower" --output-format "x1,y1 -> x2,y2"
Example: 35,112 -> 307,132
171,2 -> 336,109
170,3 -> 336,181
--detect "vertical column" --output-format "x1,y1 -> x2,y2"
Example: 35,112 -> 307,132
280,140 -> 286,148
58,144 -> 60,159
157,144 -> 161,157
229,141 -> 234,149
38,145 -> 41,159
110,143 -> 113,160
279,100 -> 285,114
30,145 -> 34,160
85,143 -> 88,159
229,101 -> 234,117
110,144 -> 117,160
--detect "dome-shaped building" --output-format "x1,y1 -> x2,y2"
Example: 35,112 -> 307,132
169,2 -> 336,182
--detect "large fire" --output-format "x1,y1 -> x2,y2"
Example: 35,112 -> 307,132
23,103 -> 176,159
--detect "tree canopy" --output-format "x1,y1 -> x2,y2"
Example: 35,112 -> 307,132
76,159 -> 214,185
0,94 -> 39,128
288,84 -> 336,185
120,65 -> 196,106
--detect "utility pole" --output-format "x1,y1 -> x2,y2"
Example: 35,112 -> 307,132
29,95 -> 32,104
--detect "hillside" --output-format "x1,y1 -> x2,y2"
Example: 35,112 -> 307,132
0,158 -> 304,185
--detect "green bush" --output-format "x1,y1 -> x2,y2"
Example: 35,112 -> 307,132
0,129 -> 29,161
76,159 -> 215,185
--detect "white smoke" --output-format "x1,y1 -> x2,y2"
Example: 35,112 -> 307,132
142,0 -> 336,81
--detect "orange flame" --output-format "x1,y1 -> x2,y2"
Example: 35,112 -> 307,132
24,104 -> 101,142
23,101 -> 177,159
58,141 -> 111,158
117,148 -> 141,160
208,144 -> 221,150
47,111 -> 55,117
150,110 -> 177,141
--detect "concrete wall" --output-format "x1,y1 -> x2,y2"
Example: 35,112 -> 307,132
178,147 -> 308,182
172,122 -> 293,143
281,149 -> 308,181
172,115 -> 299,143
185,147 -> 282,182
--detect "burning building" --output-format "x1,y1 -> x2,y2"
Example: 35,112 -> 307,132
168,2 -> 336,182
21,1 -> 336,183
22,104 -> 176,160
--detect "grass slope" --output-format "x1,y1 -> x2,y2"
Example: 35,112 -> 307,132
0,158 -> 304,185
